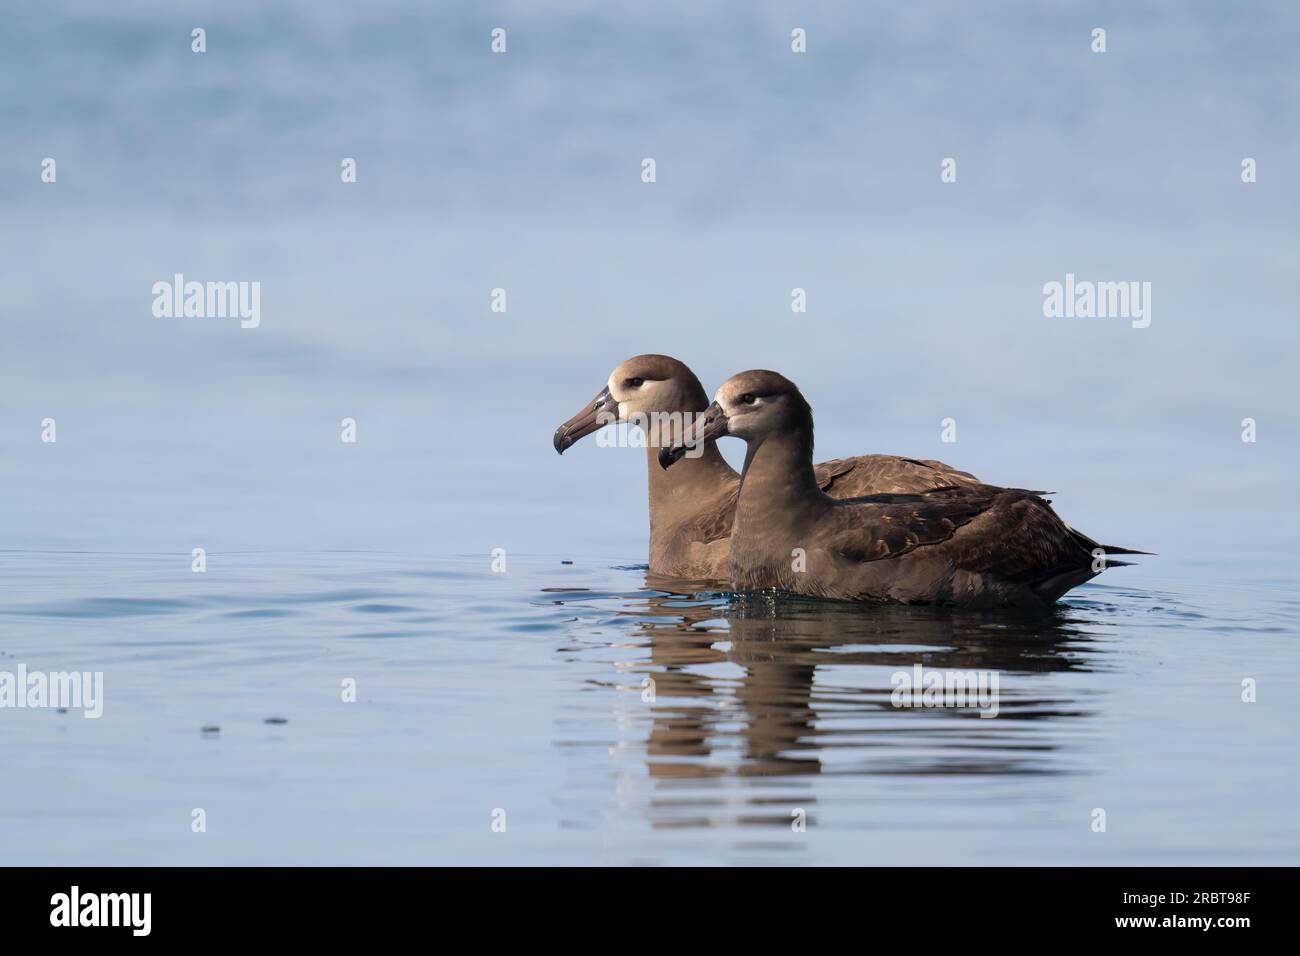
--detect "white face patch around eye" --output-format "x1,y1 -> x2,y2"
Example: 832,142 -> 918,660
613,374 -> 662,418
607,372 -> 630,420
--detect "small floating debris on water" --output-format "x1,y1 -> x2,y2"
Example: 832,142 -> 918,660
264,716 -> 288,725
56,707 -> 68,714
541,587 -> 590,592
561,560 -> 574,565
201,725 -> 220,735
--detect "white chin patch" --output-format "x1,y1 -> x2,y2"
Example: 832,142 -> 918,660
617,401 -> 629,420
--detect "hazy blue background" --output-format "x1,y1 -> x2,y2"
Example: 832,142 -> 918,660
3,0 -> 1299,871
3,0 -> 1297,578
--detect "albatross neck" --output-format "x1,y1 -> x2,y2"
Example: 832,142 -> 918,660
644,430 -> 736,505
736,421 -> 825,524
642,391 -> 739,536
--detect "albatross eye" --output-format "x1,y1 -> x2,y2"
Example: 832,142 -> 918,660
739,393 -> 756,405
627,377 -> 645,388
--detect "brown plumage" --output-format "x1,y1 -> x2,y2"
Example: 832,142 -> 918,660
660,369 -> 1142,607
553,355 -> 982,580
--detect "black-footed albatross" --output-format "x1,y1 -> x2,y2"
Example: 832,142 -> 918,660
659,369 -> 1143,607
553,354 -> 981,580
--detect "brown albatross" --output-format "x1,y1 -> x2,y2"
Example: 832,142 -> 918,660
659,370 -> 1143,607
552,354 -> 981,580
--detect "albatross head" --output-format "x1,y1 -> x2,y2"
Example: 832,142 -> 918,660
659,369 -> 810,468
552,354 -> 709,454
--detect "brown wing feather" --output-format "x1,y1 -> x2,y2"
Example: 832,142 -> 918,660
692,484 -> 739,544
821,486 -> 1002,561
816,454 -> 981,496
938,494 -> 1094,587
824,485 -> 1094,591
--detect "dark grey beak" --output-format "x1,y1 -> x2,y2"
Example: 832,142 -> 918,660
553,386 -> 614,454
658,401 -> 728,469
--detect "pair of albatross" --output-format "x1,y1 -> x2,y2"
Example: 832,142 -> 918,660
553,355 -> 1141,608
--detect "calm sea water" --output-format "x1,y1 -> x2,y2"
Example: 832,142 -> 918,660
1,549 -> 1296,866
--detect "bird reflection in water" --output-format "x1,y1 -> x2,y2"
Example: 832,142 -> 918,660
556,574 -> 1107,831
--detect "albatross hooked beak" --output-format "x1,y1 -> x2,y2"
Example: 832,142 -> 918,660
553,385 -> 616,454
658,400 -> 728,469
